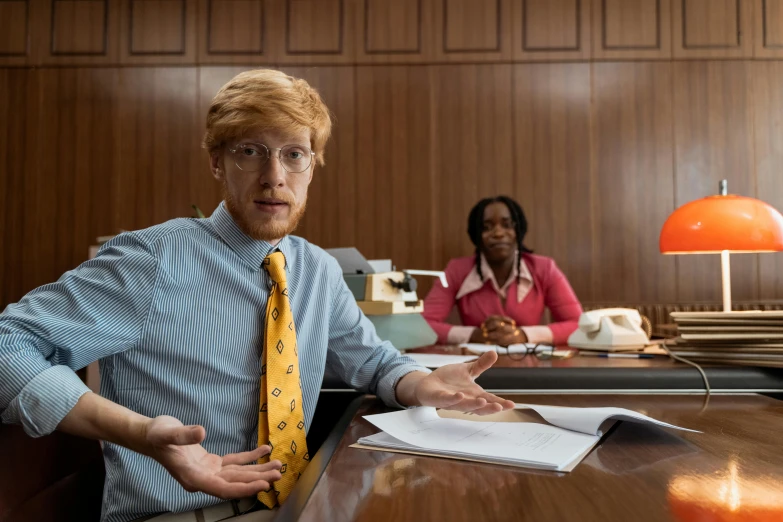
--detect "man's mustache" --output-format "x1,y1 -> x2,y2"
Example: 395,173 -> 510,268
254,189 -> 296,206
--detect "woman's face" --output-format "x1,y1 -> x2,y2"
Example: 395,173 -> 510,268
481,202 -> 517,263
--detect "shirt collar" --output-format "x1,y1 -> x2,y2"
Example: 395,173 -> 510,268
209,201 -> 292,272
455,253 -> 533,301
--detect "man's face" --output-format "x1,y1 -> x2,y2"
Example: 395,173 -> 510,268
211,129 -> 314,242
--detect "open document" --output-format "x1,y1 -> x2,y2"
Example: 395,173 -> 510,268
351,404 -> 699,472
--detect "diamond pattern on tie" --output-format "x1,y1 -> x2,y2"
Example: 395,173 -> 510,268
280,464 -> 287,474
257,250 -> 308,509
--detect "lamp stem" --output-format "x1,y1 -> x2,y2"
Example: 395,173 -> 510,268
721,250 -> 732,312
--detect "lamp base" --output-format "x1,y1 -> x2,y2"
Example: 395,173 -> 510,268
721,250 -> 731,312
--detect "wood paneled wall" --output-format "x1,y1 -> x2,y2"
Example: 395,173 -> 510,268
5,0 -> 783,66
2,0 -> 783,308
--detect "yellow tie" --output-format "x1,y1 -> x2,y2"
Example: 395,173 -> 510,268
257,251 -> 309,507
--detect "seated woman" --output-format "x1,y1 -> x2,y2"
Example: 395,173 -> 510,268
423,196 -> 583,347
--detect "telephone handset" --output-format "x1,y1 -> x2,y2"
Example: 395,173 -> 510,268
567,308 -> 650,351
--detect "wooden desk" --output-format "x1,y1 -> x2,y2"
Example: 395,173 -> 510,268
278,394 -> 783,522
320,346 -> 783,394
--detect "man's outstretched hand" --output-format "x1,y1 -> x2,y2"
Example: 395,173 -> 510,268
143,415 -> 282,499
396,351 -> 516,414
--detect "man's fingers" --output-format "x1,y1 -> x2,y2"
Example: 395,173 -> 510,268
425,390 -> 465,408
211,479 -> 272,500
468,351 -> 498,378
224,461 -> 282,473
440,396 -> 488,413
479,392 -> 515,410
219,469 -> 282,484
470,403 -> 505,416
223,445 -> 272,466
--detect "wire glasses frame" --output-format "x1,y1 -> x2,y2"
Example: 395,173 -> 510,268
229,142 -> 315,174
500,343 -> 555,361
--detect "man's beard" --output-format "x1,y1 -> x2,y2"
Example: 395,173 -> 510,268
224,185 -> 307,241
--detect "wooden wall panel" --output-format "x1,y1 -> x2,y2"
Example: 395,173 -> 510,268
514,0 -> 591,61
593,0 -> 671,59
512,64 -> 593,302
752,62 -> 783,299
121,0 -> 197,64
0,70 -> 35,305
432,0 -> 512,62
198,0 -> 268,63
356,0 -> 433,63
35,0 -> 120,64
430,65 -> 515,269
114,68 -> 201,231
287,0 -> 342,53
591,63 -> 676,302
27,70 -> 118,298
365,0 -> 420,53
444,0 -> 500,51
754,0 -> 783,57
673,0 -> 753,58
355,66 -> 433,270
267,0 -> 355,63
52,0 -> 107,55
0,0 -> 30,66
673,62 -> 758,302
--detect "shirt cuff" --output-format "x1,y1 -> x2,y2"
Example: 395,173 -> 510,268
1,365 -> 91,438
378,355 -> 431,409
446,325 -> 477,345
521,325 -> 554,345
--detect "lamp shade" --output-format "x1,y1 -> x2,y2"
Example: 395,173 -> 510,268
660,194 -> 783,254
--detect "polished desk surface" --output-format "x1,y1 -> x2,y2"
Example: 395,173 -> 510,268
290,394 -> 783,522
322,346 -> 783,392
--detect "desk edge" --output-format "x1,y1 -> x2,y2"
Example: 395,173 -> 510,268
275,395 -> 364,521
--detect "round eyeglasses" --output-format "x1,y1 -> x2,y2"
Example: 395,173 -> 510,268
499,343 -> 555,361
229,142 -> 315,174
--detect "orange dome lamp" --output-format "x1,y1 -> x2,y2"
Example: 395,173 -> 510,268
660,180 -> 783,312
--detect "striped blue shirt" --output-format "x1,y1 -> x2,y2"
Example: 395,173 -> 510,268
0,202 -> 426,522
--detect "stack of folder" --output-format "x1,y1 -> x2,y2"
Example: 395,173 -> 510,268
669,311 -> 783,367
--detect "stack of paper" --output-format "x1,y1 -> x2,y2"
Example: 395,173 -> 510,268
352,404 -> 697,472
405,353 -> 478,368
670,311 -> 783,367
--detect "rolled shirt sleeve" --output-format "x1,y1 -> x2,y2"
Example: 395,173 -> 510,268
324,259 -> 429,408
0,233 -> 160,436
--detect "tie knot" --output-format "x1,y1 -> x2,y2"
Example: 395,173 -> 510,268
263,251 -> 287,284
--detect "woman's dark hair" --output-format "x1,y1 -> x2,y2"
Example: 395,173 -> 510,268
467,196 -> 533,282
